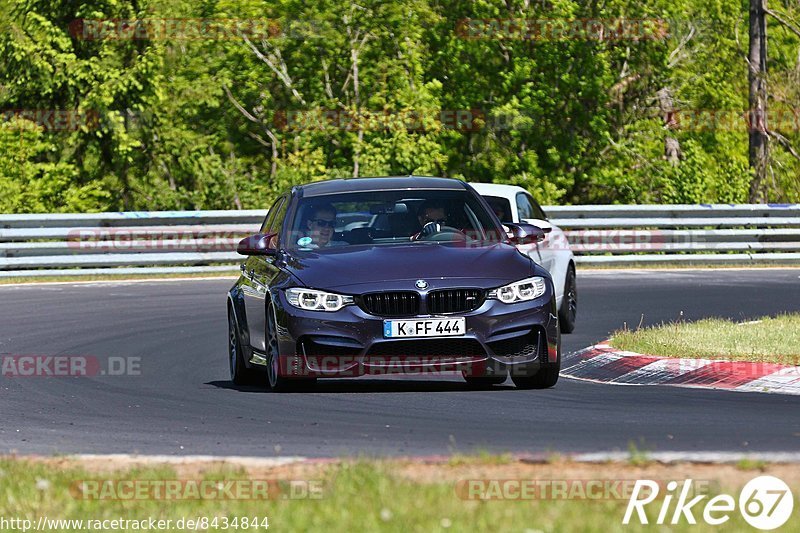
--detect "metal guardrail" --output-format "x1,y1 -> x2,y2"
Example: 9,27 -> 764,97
546,204 -> 800,265
0,205 -> 798,276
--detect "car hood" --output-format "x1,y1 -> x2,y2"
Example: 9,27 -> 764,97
283,243 -> 539,292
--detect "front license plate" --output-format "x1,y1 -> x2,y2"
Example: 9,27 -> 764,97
383,317 -> 465,338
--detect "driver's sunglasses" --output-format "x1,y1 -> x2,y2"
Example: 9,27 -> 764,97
424,218 -> 447,225
311,218 -> 336,228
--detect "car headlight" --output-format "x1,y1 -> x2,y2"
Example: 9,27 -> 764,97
487,276 -> 547,304
285,288 -> 354,312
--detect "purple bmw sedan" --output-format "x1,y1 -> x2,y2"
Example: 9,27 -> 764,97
227,176 -> 561,391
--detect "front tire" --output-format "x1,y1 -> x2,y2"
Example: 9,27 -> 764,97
265,305 -> 315,392
229,310 -> 260,385
463,376 -> 507,388
511,364 -> 560,389
558,265 -> 577,333
511,337 -> 561,389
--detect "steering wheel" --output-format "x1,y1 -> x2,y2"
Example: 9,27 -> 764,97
413,222 -> 467,242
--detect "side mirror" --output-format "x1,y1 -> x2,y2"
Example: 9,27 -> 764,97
522,218 -> 553,234
504,223 -> 545,245
237,233 -> 278,256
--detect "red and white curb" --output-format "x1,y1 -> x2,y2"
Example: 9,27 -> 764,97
563,341 -> 800,395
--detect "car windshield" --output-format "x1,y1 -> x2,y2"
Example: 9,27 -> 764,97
286,189 -> 504,250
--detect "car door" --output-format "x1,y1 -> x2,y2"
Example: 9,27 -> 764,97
514,192 -> 544,265
243,196 -> 287,352
523,194 -> 572,305
517,192 -> 555,273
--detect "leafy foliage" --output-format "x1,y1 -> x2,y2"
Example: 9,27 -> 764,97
0,0 -> 798,212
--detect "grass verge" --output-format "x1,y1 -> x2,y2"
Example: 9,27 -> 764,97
2,456 -> 800,532
610,313 -> 800,364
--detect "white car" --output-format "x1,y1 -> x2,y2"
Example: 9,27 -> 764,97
470,183 -> 576,333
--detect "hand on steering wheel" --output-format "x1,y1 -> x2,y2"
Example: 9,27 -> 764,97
419,221 -> 443,238
412,222 -> 466,242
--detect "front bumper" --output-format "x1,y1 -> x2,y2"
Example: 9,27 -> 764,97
270,288 -> 560,379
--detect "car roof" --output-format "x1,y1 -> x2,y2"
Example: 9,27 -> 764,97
299,176 -> 468,197
468,182 -> 529,198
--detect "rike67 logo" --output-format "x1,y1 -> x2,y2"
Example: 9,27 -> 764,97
623,476 -> 794,530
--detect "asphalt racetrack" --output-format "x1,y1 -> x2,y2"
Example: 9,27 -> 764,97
1,269 -> 798,457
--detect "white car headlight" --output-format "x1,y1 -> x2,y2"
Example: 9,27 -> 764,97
487,276 -> 547,304
286,288 -> 354,312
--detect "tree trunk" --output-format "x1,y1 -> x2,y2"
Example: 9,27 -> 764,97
749,0 -> 769,203
657,88 -> 681,166
351,44 -> 362,179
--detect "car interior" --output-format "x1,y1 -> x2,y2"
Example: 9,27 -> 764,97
292,198 -> 493,247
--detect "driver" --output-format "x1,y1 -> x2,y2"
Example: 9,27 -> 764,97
411,200 -> 449,240
418,201 -> 447,227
